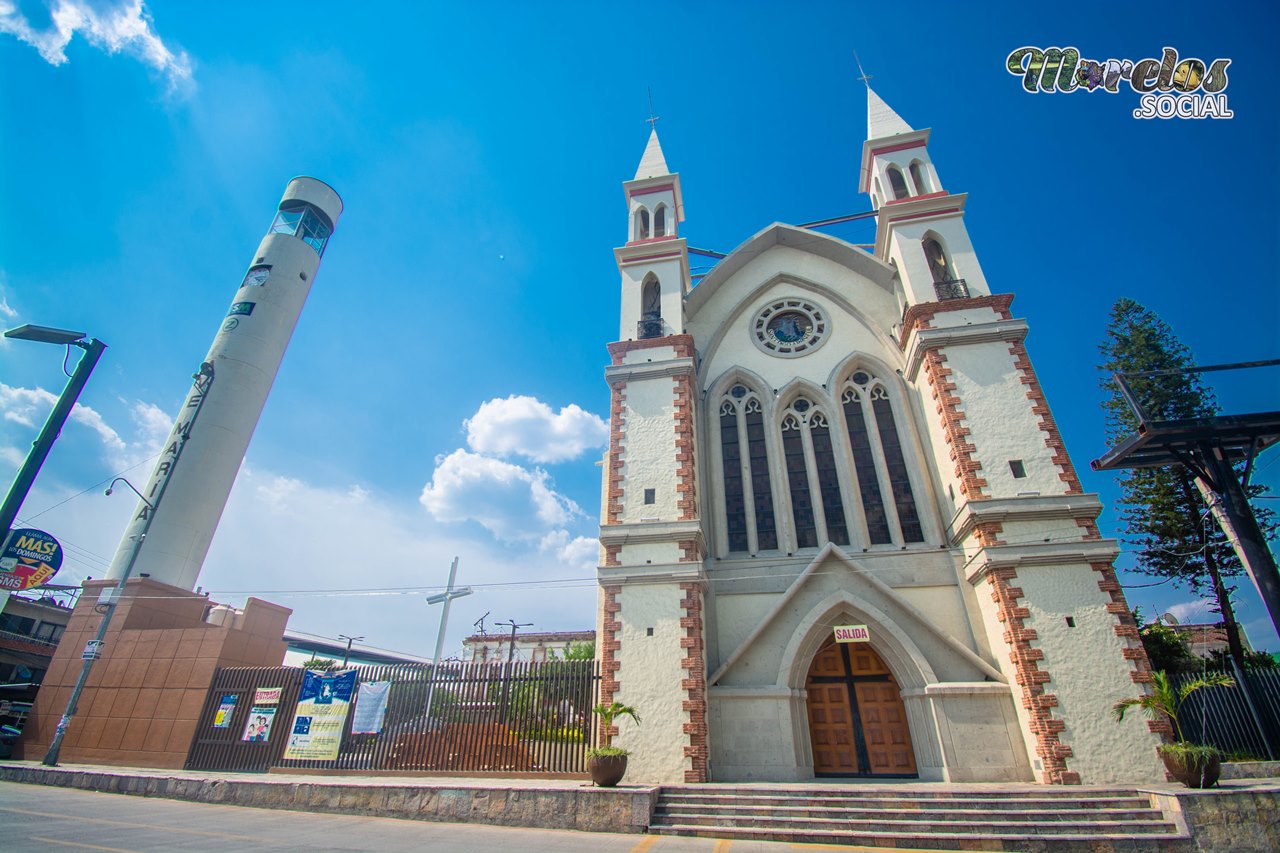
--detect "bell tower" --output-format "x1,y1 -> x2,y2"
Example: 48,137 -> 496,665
596,128 -> 708,784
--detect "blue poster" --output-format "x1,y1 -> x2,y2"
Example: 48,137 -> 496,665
283,670 -> 357,760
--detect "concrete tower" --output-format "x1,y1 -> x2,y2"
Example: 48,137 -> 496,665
106,177 -> 342,590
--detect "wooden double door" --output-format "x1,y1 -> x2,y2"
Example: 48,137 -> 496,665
805,638 -> 917,776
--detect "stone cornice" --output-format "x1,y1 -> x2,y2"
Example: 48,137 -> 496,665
903,318 -> 1029,381
949,493 -> 1105,545
605,356 -> 695,387
965,539 -> 1121,584
874,192 -> 967,258
598,519 -> 704,547
859,128 -> 932,193
597,563 -> 706,585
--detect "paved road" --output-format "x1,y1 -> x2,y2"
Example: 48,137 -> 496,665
0,780 -> 926,853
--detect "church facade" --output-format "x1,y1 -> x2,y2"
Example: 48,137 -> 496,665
595,89 -> 1168,786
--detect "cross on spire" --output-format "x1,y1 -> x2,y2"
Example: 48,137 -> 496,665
853,50 -> 873,88
646,87 -> 660,130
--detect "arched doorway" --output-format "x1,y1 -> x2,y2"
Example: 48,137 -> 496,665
805,637 -> 917,777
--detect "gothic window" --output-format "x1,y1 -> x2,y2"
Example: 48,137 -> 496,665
923,235 -> 952,283
635,207 -> 650,240
718,386 -> 778,553
640,275 -> 662,338
778,398 -> 849,550
841,371 -> 925,545
887,166 -> 910,201
654,204 -> 667,237
909,160 -> 930,195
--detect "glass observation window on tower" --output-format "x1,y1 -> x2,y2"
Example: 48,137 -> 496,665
270,201 -> 333,256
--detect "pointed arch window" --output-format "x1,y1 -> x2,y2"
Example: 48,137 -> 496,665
780,397 -> 849,550
718,386 -> 778,553
840,371 -> 924,545
653,204 -> 667,237
639,275 -> 662,339
887,166 -> 910,201
909,160 -> 930,195
923,234 -> 967,300
634,207 -> 650,240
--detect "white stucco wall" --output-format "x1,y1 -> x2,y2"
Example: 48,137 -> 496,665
619,377 -> 678,523
614,582 -> 690,783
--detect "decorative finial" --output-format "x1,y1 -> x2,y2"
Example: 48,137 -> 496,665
646,86 -> 660,130
854,50 -> 873,88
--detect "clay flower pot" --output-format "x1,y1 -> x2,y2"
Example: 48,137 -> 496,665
1159,745 -> 1222,789
588,753 -> 629,787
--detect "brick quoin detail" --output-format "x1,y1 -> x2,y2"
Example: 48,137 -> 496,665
985,565 -> 1079,784
605,384 -> 627,530
603,543 -> 621,568
598,584 -> 622,743
1008,340 -> 1086,496
679,582 -> 709,783
899,293 -> 1015,344
678,539 -> 700,563
673,373 -> 698,521
922,348 -> 989,500
1092,561 -> 1162,691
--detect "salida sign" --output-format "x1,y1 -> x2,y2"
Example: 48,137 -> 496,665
0,528 -> 63,591
833,624 -> 870,643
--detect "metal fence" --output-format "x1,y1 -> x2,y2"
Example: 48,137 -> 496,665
187,659 -> 599,774
1172,667 -> 1280,760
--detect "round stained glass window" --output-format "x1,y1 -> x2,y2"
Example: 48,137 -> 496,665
752,298 -> 828,358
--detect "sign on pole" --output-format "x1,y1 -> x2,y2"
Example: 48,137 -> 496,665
0,528 -> 63,591
833,624 -> 871,643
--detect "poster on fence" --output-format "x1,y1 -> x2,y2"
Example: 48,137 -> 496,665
241,706 -> 278,742
351,680 -> 391,734
283,669 -> 357,760
213,694 -> 237,728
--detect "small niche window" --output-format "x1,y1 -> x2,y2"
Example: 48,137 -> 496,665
643,488 -> 656,504
887,166 -> 910,201
271,201 -> 333,256
1009,460 -> 1027,479
1065,616 -> 1076,628
909,160 -> 930,195
635,207 -> 650,240
654,205 -> 667,237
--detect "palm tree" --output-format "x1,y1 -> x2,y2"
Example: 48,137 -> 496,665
592,702 -> 640,752
1112,670 -> 1234,742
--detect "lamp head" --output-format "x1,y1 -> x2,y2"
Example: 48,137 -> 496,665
104,487 -> 113,496
4,324 -> 87,345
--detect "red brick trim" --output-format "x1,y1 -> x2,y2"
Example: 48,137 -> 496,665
899,293 -> 1014,348
1008,341 -> 1085,495
678,539 -> 701,563
609,333 -> 695,364
603,543 -> 622,568
985,566 -> 1079,784
921,349 -> 989,500
599,584 -> 622,743
605,384 -> 627,527
1091,562 -> 1161,691
673,374 -> 697,522
679,582 -> 709,783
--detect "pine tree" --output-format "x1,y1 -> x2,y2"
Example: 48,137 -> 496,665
1098,298 -> 1254,669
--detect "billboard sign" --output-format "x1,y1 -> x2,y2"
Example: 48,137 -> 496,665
0,528 -> 63,591
833,624 -> 871,643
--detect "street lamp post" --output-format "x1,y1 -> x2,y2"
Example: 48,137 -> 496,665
337,634 -> 364,669
0,325 -> 106,552
423,558 -> 471,724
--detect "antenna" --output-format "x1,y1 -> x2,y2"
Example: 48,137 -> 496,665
646,87 -> 660,131
473,611 -> 490,636
853,50 -> 873,88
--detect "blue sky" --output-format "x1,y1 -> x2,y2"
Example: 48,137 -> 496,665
1,1 -> 1277,658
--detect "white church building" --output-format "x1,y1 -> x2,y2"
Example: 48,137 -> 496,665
595,88 -> 1167,786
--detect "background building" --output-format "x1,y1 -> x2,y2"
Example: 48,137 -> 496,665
463,630 -> 594,664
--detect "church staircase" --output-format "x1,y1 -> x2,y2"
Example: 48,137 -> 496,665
648,784 -> 1190,851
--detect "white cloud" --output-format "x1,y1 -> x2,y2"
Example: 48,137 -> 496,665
465,395 -> 607,464
1164,599 -> 1216,624
539,529 -> 599,572
419,449 -> 581,542
0,291 -> 15,320
0,0 -> 192,90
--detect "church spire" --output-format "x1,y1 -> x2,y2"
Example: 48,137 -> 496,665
867,86 -> 913,141
635,128 -> 670,179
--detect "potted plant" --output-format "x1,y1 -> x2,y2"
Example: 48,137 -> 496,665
1112,670 -> 1234,788
587,701 -> 640,787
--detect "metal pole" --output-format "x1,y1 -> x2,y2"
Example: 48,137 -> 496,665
43,365 -> 213,766
0,339 -> 106,545
423,557 -> 460,724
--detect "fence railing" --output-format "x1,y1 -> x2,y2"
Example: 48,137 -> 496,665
1171,667 -> 1280,759
187,659 -> 600,774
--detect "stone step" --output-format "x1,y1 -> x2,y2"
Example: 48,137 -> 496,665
648,824 -> 1192,852
659,792 -> 1153,810
661,786 -> 1147,800
655,804 -> 1166,823
650,814 -> 1179,836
